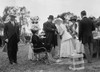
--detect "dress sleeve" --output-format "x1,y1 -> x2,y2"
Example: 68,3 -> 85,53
59,25 -> 64,36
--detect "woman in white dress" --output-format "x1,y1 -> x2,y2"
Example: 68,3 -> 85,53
59,13 -> 74,58
21,20 -> 33,60
53,18 -> 64,58
69,16 -> 81,53
69,16 -> 84,54
60,23 -> 74,57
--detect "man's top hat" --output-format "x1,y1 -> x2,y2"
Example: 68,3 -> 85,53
48,15 -> 54,20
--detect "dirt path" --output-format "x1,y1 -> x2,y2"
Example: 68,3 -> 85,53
0,44 -> 100,72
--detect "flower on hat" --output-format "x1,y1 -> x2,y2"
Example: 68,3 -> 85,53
31,24 -> 40,31
30,16 -> 39,23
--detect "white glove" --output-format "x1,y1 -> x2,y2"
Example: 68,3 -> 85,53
5,39 -> 8,42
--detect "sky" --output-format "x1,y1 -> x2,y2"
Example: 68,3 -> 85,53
0,0 -> 100,28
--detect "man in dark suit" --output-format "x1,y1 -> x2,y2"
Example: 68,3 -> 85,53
43,15 -> 57,62
79,10 -> 95,63
4,15 -> 20,64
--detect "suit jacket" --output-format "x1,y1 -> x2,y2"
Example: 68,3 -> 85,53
79,17 -> 95,44
43,21 -> 57,46
4,21 -> 20,42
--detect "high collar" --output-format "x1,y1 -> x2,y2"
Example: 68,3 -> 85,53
10,21 -> 15,23
82,16 -> 87,19
10,21 -> 17,26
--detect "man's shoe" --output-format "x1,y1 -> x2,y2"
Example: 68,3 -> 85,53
13,62 -> 17,65
13,61 -> 18,64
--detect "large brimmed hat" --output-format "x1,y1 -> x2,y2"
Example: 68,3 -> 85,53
30,16 -> 39,23
69,16 -> 77,21
54,18 -> 63,24
48,15 -> 54,20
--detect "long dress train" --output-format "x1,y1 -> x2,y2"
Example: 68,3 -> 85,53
60,23 -> 74,57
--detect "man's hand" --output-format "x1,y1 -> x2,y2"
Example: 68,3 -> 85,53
52,29 -> 55,31
5,39 -> 8,43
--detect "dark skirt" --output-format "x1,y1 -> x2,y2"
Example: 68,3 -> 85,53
33,47 -> 46,54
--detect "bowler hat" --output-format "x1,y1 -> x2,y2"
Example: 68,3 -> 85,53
48,15 -> 54,20
81,10 -> 86,16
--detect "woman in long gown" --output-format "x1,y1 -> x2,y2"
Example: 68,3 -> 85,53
69,16 -> 84,53
59,12 -> 74,58
60,22 -> 74,57
53,18 -> 64,58
21,20 -> 33,60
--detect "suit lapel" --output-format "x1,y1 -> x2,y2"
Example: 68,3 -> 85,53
9,21 -> 16,32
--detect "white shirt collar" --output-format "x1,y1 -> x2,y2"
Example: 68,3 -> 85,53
83,15 -> 87,18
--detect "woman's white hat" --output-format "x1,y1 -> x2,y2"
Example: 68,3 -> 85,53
54,18 -> 63,24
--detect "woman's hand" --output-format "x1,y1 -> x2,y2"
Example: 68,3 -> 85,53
5,39 -> 8,43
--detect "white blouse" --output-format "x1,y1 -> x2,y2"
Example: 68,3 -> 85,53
60,23 -> 72,42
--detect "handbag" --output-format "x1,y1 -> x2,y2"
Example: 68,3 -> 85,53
2,43 -> 7,52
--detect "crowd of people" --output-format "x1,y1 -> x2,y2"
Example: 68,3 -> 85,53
0,7 -> 100,65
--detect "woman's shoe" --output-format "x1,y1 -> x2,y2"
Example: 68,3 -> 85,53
47,53 -> 56,62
